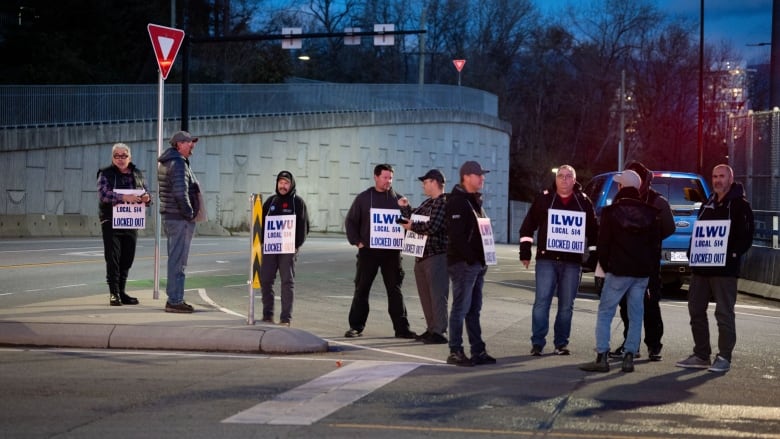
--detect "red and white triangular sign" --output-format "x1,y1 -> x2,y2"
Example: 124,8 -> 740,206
147,24 -> 185,80
453,59 -> 466,72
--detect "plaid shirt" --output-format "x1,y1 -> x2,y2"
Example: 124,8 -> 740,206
402,195 -> 448,259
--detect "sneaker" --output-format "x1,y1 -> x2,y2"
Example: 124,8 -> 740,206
423,333 -> 448,345
344,328 -> 362,338
277,320 -> 290,327
675,354 -> 710,369
472,351 -> 497,366
609,346 -> 641,359
648,345 -> 663,362
708,355 -> 731,373
165,302 -> 194,313
554,345 -> 570,356
608,346 -> 626,359
261,317 -> 274,324
530,345 -> 542,356
395,329 -> 418,339
446,351 -> 473,367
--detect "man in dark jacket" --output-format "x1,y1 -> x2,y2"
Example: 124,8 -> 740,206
260,170 -> 310,326
676,164 -> 754,373
580,170 -> 660,373
611,161 -> 676,361
157,130 -> 201,313
445,161 -> 497,367
343,164 -> 416,339
520,165 -> 598,356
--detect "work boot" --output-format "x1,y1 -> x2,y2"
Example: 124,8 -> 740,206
118,279 -> 139,305
109,286 -> 122,307
579,352 -> 610,372
622,352 -> 635,373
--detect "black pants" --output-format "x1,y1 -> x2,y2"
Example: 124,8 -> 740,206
348,247 -> 410,333
101,222 -> 138,293
618,271 -> 663,351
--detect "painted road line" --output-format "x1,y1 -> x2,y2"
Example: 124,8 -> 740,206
222,360 -> 421,425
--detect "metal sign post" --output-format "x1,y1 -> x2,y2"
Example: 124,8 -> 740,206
147,23 -> 185,299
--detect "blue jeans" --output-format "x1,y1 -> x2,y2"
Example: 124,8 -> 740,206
595,273 -> 648,354
163,218 -> 196,305
448,261 -> 487,355
531,259 -> 581,349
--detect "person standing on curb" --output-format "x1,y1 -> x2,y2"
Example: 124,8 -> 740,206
399,169 -> 449,345
610,161 -> 675,361
260,170 -> 310,327
445,161 -> 497,366
158,131 -> 202,314
519,165 -> 598,356
676,164 -> 754,373
579,170 -> 660,373
97,143 -> 151,306
343,164 -> 417,339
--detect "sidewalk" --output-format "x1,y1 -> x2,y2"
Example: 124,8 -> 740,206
0,290 -> 328,354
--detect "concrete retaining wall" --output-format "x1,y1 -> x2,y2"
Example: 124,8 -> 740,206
0,109 -> 511,240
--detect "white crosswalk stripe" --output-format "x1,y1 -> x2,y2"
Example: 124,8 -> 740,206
222,360 -> 421,425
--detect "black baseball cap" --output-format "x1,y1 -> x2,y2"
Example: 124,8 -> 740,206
418,169 -> 445,184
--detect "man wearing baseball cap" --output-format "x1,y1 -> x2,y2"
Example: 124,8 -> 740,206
444,161 -> 497,366
157,130 -> 201,313
399,169 -> 449,344
580,169 -> 660,373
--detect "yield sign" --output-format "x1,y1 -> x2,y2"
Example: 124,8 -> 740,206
147,23 -> 185,80
452,59 -> 466,72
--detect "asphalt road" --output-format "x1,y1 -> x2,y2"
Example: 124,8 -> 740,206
1,236 -> 779,438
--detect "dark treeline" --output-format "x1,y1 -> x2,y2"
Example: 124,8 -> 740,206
0,0 -> 769,200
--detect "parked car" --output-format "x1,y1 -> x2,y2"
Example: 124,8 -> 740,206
583,171 -> 711,293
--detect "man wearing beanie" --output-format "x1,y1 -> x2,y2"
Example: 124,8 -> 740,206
260,170 -> 310,326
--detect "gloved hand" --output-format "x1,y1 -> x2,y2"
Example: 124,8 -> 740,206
519,241 -> 532,262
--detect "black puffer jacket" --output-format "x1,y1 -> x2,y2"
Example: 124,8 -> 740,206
157,147 -> 200,221
598,187 -> 660,277
691,182 -> 754,277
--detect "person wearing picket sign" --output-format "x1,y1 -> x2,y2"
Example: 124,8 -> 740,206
97,142 -> 152,307
343,163 -> 417,339
260,170 -> 310,327
519,165 -> 598,357
444,161 -> 498,366
398,169 -> 449,345
676,164 -> 754,373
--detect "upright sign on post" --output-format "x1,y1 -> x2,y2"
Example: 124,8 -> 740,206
147,23 -> 185,299
452,59 -> 466,86
147,24 -> 185,80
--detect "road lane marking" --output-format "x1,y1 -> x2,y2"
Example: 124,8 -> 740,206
222,360 -> 421,425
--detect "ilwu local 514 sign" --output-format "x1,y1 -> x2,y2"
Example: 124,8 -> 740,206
689,219 -> 731,267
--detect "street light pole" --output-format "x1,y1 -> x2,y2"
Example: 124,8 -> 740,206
697,0 -> 704,174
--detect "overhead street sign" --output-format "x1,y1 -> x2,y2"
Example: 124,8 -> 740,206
147,23 -> 185,80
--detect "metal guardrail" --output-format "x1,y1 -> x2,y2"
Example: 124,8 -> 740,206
0,83 -> 498,128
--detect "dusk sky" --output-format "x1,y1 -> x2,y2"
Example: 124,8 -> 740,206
536,0 -> 773,62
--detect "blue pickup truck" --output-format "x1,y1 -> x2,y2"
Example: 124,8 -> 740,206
583,171 -> 711,293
